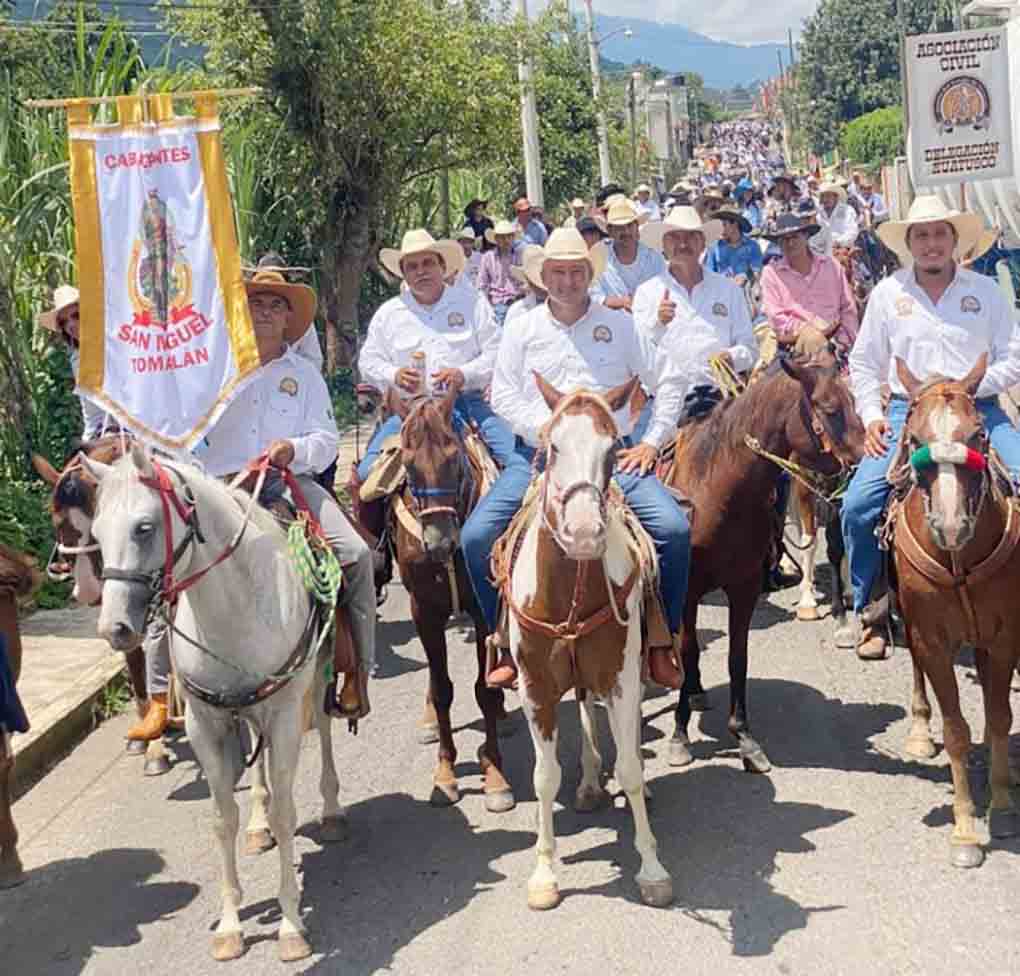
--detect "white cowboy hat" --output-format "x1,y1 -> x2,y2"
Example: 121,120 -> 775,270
569,197 -> 586,209
455,225 -> 476,241
244,270 -> 318,343
38,284 -> 80,333
510,244 -> 546,286
877,195 -> 986,265
604,197 -> 646,227
524,228 -> 607,291
961,227 -> 999,266
635,183 -> 652,194
380,229 -> 465,280
640,206 -> 722,253
817,181 -> 847,204
484,219 -> 522,245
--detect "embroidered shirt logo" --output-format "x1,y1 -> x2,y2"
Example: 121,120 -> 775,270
960,295 -> 981,314
895,296 -> 914,318
448,311 -> 465,327
278,377 -> 299,397
592,324 -> 613,343
712,302 -> 728,317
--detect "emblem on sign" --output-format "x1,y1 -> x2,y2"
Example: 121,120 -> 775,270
279,377 -> 299,396
960,295 -> 982,314
933,76 -> 991,134
448,312 -> 465,328
127,189 -> 193,329
712,302 -> 728,317
895,296 -> 914,318
592,325 -> 613,343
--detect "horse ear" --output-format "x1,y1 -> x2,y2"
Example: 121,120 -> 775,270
895,356 -> 923,398
385,385 -> 411,420
31,453 -> 60,486
960,352 -> 988,397
78,452 -> 111,482
130,442 -> 154,478
533,371 -> 563,411
605,375 -> 641,413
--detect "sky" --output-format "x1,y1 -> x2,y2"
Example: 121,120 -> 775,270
585,0 -> 815,45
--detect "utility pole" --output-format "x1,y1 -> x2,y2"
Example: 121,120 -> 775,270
629,73 -> 639,188
517,0 -> 544,207
582,0 -> 612,186
787,27 -> 795,66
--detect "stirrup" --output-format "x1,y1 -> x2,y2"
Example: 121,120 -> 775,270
485,634 -> 517,689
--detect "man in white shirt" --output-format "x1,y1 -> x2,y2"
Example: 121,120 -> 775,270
455,226 -> 483,287
841,197 -> 1020,659
461,228 -> 691,689
816,182 -> 859,251
857,177 -> 889,225
505,245 -> 546,329
633,207 -> 756,400
635,183 -> 662,222
591,198 -> 666,312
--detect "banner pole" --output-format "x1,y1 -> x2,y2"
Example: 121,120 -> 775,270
960,181 -> 966,212
24,87 -> 261,109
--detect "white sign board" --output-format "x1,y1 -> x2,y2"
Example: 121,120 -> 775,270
907,27 -> 1013,186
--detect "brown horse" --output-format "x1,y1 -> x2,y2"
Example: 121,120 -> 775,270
664,350 -> 865,771
0,542 -> 42,888
384,387 -> 514,811
890,356 -> 1020,868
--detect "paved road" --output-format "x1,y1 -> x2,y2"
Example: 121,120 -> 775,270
4,570 -> 1020,976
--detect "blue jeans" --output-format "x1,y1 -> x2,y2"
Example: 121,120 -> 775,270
356,392 -> 520,480
492,303 -> 510,327
842,396 -> 1020,611
462,445 -> 691,633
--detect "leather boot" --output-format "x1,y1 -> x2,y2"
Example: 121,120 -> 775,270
648,645 -> 683,689
856,627 -> 888,661
126,693 -> 168,741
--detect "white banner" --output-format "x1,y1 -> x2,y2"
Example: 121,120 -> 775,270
906,27 -> 1014,187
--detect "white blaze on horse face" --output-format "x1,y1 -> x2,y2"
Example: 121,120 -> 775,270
927,401 -> 967,549
549,412 -> 613,559
68,508 -> 103,606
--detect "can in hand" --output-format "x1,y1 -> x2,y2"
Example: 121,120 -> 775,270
410,350 -> 427,394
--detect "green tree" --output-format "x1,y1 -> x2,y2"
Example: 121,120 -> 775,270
840,106 -> 905,168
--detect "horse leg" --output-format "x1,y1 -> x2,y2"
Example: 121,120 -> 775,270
124,647 -> 148,757
795,489 -> 821,621
824,509 -> 850,625
574,688 -> 607,812
521,706 -> 561,910
670,601 -> 702,767
604,649 -> 672,908
921,650 -> 982,868
243,735 -> 274,856
186,704 -> 246,960
0,731 -> 22,889
412,596 -> 459,806
904,645 -> 936,760
313,664 -> 346,843
727,580 -> 770,773
419,683 -> 439,745
981,653 -> 1020,840
474,617 -> 514,813
266,703 -> 312,962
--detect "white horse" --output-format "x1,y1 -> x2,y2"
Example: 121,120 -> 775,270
504,376 -> 672,910
84,444 -> 343,962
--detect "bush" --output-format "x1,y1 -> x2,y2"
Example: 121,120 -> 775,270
0,479 -> 70,609
840,107 -> 905,170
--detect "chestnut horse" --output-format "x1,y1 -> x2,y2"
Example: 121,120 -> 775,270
890,356 -> 1020,869
385,388 -> 514,812
0,543 -> 41,888
664,350 -> 865,772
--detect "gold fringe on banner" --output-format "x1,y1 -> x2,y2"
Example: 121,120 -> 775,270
24,87 -> 261,110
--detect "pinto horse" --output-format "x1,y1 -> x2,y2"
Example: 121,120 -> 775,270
503,375 -> 672,911
664,350 -> 865,772
890,356 -> 1020,869
385,387 -> 514,812
0,543 -> 41,889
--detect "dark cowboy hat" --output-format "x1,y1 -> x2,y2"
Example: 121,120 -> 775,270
764,212 -> 820,243
714,209 -> 752,234
769,173 -> 799,194
464,198 -> 489,213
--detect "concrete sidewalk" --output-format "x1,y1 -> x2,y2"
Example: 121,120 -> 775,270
10,423 -> 371,787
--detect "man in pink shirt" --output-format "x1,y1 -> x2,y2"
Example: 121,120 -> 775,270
760,213 -> 858,355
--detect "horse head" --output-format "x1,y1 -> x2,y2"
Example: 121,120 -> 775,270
534,372 -> 639,561
780,347 -> 866,475
386,386 -> 467,564
898,354 -> 989,552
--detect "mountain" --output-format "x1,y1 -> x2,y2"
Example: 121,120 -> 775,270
592,13 -> 787,89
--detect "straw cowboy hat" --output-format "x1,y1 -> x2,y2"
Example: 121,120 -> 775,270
484,219 -> 522,245
569,197 -> 586,209
380,229 -> 466,280
604,197 -> 647,227
38,284 -> 80,333
961,227 -> 999,266
635,183 -> 653,195
640,206 -> 722,253
244,270 -> 318,343
877,195 -> 986,266
523,228 -> 607,291
510,244 -> 546,285
695,187 -> 726,208
764,212 -> 821,243
817,181 -> 847,204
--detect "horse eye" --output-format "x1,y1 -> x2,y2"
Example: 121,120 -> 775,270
135,521 -> 154,538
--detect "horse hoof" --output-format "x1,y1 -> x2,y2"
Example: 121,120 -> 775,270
638,877 -> 674,908
417,723 -> 440,746
0,852 -> 25,889
485,789 -> 516,814
278,932 -> 312,963
688,692 -> 711,712
950,843 -> 984,869
143,755 -> 171,777
667,737 -> 693,767
796,605 -> 820,621
989,809 -> 1020,839
125,739 -> 147,756
243,829 -> 275,856
527,883 -> 561,911
740,740 -> 771,774
211,931 -> 245,961
904,735 -> 937,760
430,781 -> 460,807
319,815 -> 348,844
574,785 -> 608,813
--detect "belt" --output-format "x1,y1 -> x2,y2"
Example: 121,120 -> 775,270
889,393 -> 997,406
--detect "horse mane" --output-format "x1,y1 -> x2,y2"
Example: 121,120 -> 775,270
0,542 -> 42,598
402,398 -> 458,448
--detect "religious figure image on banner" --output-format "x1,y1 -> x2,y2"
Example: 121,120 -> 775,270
68,92 -> 260,450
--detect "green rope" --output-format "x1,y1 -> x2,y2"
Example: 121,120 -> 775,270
287,517 -> 344,668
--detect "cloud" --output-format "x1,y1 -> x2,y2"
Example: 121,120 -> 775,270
586,0 -> 814,45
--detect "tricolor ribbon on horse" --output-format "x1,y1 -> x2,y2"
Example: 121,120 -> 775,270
63,91 -> 260,449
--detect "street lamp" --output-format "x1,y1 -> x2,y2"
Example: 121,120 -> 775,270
582,0 -> 632,186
